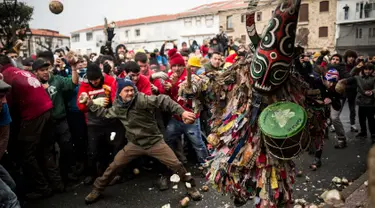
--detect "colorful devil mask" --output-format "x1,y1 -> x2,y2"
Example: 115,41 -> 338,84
248,0 -> 301,92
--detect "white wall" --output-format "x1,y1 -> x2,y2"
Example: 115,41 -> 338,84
27,35 -> 70,55
70,14 -> 221,55
179,15 -> 220,46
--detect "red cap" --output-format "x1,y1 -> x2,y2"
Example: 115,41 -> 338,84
168,48 -> 185,67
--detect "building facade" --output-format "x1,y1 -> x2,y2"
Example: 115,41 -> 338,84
218,0 -> 248,44
244,0 -> 337,53
22,29 -> 70,56
336,0 -> 375,56
70,1 -> 228,55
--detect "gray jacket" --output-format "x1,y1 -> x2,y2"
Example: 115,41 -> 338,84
347,75 -> 375,106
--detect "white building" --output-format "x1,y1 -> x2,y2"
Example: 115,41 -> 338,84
70,1 -> 230,55
22,29 -> 70,56
336,0 -> 375,56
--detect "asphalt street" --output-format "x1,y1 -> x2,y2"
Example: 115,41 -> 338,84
26,103 -> 372,208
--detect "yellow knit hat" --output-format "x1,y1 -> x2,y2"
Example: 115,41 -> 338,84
188,56 -> 201,68
313,52 -> 321,59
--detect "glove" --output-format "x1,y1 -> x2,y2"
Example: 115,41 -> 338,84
92,97 -> 109,107
151,72 -> 169,80
79,92 -> 88,104
107,28 -> 116,41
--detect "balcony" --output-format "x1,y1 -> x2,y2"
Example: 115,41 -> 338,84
337,10 -> 375,25
336,36 -> 375,48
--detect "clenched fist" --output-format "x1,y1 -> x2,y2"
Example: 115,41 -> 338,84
79,92 -> 89,104
182,111 -> 196,124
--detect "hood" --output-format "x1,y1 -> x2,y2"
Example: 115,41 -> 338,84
115,44 -> 127,55
249,0 -> 301,93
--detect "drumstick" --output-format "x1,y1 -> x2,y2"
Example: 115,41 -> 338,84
187,65 -> 192,89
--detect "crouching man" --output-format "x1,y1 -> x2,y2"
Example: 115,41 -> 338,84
80,78 -> 202,204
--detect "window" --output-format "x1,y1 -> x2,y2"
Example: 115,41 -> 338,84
241,14 -> 245,23
86,32 -> 93,41
58,39 -> 63,46
45,37 -> 52,44
34,37 -> 41,44
356,3 -> 360,12
125,30 -> 129,38
184,18 -> 192,27
135,29 -> 140,37
256,12 -> 262,21
196,17 -> 201,26
320,1 -> 329,12
205,16 -> 214,27
72,34 -> 80,42
356,28 -> 362,39
370,28 -> 373,37
299,4 -> 309,22
318,27 -> 328,37
226,15 -> 233,30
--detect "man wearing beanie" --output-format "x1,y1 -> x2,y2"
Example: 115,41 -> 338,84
80,78 -> 203,204
164,48 -> 208,165
77,62 -> 118,185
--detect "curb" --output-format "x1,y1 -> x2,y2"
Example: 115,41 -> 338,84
341,171 -> 368,200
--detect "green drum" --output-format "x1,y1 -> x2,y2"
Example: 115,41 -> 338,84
258,102 -> 310,160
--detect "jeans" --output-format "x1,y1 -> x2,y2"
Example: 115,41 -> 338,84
358,106 -> 375,135
93,140 -> 193,192
342,93 -> 357,125
331,106 -> 346,140
165,118 -> 208,163
0,165 -> 20,208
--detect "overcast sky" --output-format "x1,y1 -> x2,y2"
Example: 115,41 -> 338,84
23,0 -> 224,35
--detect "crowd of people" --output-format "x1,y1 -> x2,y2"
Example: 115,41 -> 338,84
0,25 -> 374,207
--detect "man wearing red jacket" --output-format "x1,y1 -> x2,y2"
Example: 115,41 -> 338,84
163,49 -> 208,164
134,52 -> 167,95
77,63 -> 117,185
112,61 -> 152,97
0,55 -> 62,199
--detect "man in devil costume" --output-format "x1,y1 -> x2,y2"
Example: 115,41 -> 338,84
176,0 -> 334,207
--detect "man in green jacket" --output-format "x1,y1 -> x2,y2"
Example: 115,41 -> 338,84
32,56 -> 79,186
80,78 -> 202,204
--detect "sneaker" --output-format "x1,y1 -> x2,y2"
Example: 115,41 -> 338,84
157,176 -> 169,191
309,158 -> 322,171
186,187 -> 202,201
330,125 -> 335,132
356,132 -> 367,138
351,125 -> 358,132
85,190 -> 101,204
334,140 -> 347,149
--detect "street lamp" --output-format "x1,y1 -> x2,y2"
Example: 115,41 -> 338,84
25,26 -> 32,56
